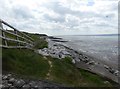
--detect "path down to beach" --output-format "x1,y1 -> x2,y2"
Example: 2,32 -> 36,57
46,60 -> 53,80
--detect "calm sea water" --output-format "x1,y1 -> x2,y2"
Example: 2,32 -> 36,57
58,35 -> 119,68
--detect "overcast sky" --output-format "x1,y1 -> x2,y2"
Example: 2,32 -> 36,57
0,0 -> 119,36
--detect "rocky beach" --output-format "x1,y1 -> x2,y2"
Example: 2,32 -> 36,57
38,37 -> 119,83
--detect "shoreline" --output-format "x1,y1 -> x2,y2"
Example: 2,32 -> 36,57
39,36 -> 119,83
65,43 -> 118,70
50,36 -> 118,69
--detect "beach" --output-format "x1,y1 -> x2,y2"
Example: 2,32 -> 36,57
38,36 -> 119,83
57,35 -> 118,69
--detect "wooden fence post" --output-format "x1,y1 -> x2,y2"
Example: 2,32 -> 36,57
2,31 -> 7,46
14,30 -> 20,46
0,21 -> 7,46
0,20 -> 3,29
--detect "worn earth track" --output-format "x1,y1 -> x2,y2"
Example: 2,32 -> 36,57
46,60 -> 53,80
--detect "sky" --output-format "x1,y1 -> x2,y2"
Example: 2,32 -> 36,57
0,0 -> 119,36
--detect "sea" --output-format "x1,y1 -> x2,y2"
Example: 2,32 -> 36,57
57,35 -> 119,69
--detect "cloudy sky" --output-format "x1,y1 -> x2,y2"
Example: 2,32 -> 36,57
0,0 -> 118,36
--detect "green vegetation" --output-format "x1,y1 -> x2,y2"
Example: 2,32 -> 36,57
2,48 -> 49,79
2,48 -> 116,87
23,32 -> 48,49
2,30 -> 48,49
34,38 -> 48,49
47,57 -> 114,87
2,32 -> 117,87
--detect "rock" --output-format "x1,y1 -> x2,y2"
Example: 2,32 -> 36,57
85,56 -> 88,59
72,59 -> 75,64
2,74 -> 64,88
2,74 -> 12,81
8,78 -> 16,84
2,80 -> 7,84
114,70 -> 119,76
108,68 -> 115,74
22,84 -> 30,89
104,81 -> 110,84
82,59 -> 89,63
9,86 -> 17,89
87,61 -> 95,65
7,83 -> 12,87
34,85 -> 39,89
2,75 -> 8,80
7,74 -> 12,78
104,65 -> 109,69
13,79 -> 25,88
61,51 -> 70,55
29,81 -> 37,88
2,83 -> 11,89
1,84 -> 9,89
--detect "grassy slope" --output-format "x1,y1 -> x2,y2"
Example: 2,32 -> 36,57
47,57 -> 115,87
2,48 -> 49,79
2,33 -> 117,87
23,32 -> 48,49
2,48 -> 116,87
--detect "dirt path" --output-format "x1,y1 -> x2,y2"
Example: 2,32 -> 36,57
46,59 -> 53,79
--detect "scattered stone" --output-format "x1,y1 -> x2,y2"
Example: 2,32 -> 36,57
22,84 -> 30,89
2,75 -> 8,80
34,85 -> 39,89
13,79 -> 25,88
9,86 -> 17,89
104,81 -> 110,84
114,70 -> 119,76
7,74 -> 12,78
29,81 -> 36,87
8,78 -> 15,84
82,59 -> 89,63
72,59 -> 75,64
87,61 -> 95,65
38,44 -> 71,59
2,83 -> 10,89
104,65 -> 109,69
2,74 -> 64,88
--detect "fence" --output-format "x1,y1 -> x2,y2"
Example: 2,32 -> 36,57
0,19 -> 34,49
